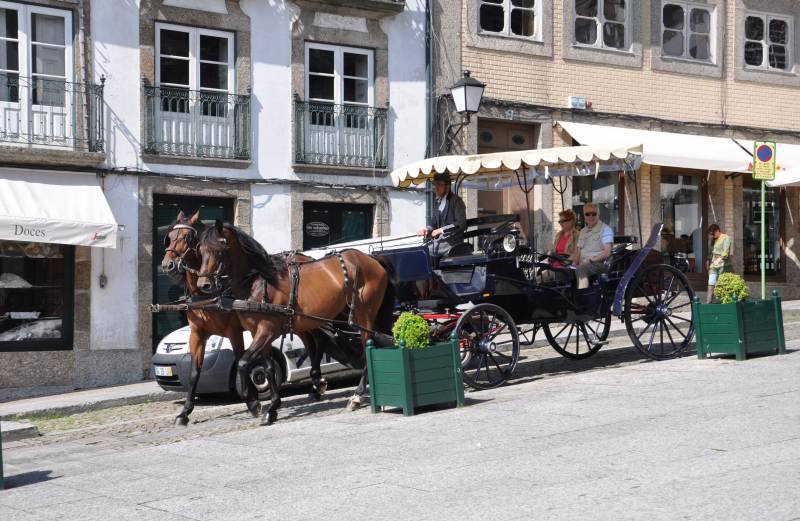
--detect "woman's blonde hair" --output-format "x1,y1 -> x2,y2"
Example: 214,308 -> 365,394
558,209 -> 576,223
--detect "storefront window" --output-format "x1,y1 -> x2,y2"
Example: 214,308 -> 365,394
660,174 -> 703,273
743,182 -> 780,275
572,175 -> 620,233
0,241 -> 73,350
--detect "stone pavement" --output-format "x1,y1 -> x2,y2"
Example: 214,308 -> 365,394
1,326 -> 799,520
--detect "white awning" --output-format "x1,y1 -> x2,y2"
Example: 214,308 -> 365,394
767,167 -> 800,187
733,139 -> 800,188
0,170 -> 118,248
391,144 -> 643,188
557,121 -> 752,173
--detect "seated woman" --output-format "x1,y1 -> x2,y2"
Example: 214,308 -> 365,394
538,209 -> 579,282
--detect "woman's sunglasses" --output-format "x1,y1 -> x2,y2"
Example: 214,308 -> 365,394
558,219 -> 573,223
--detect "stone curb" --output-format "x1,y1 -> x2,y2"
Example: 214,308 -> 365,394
0,391 -> 184,423
1,421 -> 40,442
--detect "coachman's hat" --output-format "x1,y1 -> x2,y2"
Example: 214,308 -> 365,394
432,172 -> 451,184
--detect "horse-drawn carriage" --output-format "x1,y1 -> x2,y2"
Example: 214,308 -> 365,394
155,142 -> 695,425
374,143 -> 696,390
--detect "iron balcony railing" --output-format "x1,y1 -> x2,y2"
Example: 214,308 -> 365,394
294,100 -> 388,169
143,85 -> 251,160
0,73 -> 104,152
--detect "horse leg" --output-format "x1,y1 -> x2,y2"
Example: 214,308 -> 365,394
305,332 -> 327,401
176,327 -> 207,426
346,330 -> 372,411
236,348 -> 262,418
246,330 -> 282,425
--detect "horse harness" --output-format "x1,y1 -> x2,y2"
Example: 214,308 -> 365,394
151,250 -> 369,335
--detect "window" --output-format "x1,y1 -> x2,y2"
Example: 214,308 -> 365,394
0,2 -> 72,143
479,0 -> 540,39
662,2 -> 714,61
660,175 -> 703,273
156,24 -> 234,101
572,175 -> 621,233
306,43 -> 373,108
302,202 -> 373,250
574,0 -> 628,50
0,241 -> 74,351
743,181 -> 781,276
744,13 -> 791,71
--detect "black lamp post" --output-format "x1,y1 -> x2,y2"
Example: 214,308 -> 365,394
440,70 -> 486,154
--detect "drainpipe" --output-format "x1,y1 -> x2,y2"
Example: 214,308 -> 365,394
424,0 -> 433,227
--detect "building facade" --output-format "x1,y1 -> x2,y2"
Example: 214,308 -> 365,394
431,0 -> 800,296
0,0 -> 427,394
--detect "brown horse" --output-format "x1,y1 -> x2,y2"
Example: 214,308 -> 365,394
160,211 -> 248,426
160,212 -> 322,425
196,221 -> 395,425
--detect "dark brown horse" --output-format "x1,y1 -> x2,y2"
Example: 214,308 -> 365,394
196,221 -> 395,425
160,212 -> 322,425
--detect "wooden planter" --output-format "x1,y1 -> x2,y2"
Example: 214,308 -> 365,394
692,290 -> 786,361
367,335 -> 465,416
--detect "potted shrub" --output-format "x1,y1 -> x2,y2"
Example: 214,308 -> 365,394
692,274 -> 786,361
367,312 -> 465,416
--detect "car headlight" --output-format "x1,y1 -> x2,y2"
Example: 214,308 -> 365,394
502,233 -> 517,253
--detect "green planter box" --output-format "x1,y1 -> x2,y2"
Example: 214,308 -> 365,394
367,336 -> 465,416
692,290 -> 786,361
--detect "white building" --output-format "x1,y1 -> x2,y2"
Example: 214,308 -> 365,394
0,0 -> 427,393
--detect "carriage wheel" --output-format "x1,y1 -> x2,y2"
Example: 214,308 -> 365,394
624,264 -> 695,360
454,303 -> 520,390
542,312 -> 611,360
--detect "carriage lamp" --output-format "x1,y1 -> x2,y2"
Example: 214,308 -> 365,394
450,71 -> 485,120
502,233 -> 518,253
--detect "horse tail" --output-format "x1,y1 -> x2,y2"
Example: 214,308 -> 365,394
373,255 -> 397,337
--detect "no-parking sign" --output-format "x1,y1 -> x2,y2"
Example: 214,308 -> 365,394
753,141 -> 776,181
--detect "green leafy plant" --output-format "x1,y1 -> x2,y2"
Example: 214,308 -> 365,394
714,273 -> 749,304
392,312 -> 430,349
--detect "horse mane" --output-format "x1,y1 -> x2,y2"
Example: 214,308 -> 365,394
200,224 -> 287,286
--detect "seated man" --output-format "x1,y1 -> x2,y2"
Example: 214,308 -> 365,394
417,172 -> 467,259
573,203 -> 613,289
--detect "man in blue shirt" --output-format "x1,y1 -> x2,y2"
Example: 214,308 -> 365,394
574,203 -> 614,289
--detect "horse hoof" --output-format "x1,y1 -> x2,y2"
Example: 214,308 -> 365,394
261,411 -> 278,426
308,390 -> 322,402
248,403 -> 262,418
318,379 -> 328,395
174,416 -> 189,427
346,398 -> 362,412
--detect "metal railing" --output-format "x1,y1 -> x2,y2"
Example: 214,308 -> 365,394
0,73 -> 104,152
294,99 -> 388,169
143,85 -> 251,160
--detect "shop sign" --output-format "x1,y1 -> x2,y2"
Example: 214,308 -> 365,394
752,141 -> 776,181
12,224 -> 47,239
305,221 -> 330,237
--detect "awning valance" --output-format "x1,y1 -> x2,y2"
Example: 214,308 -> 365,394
767,167 -> 800,187
0,170 -> 118,248
391,144 -> 643,188
557,121 -> 753,173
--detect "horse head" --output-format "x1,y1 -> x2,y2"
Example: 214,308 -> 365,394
197,220 -> 236,294
161,210 -> 205,280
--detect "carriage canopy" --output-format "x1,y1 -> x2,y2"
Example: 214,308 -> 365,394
390,143 -> 643,189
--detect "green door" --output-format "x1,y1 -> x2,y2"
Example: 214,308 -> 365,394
152,195 -> 233,352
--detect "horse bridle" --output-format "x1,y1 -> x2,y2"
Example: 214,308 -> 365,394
196,236 -> 232,294
164,224 -> 200,275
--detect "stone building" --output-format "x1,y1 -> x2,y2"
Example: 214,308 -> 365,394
0,0 -> 427,394
429,0 -> 800,297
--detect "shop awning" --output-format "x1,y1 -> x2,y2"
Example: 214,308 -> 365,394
0,170 -> 118,248
766,167 -> 800,187
557,121 -> 752,173
391,144 -> 643,188
733,139 -> 800,188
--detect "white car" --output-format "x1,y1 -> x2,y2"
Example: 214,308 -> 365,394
152,326 -> 355,395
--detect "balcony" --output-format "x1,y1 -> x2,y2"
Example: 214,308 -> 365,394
298,0 -> 404,15
294,100 -> 388,170
142,85 -> 251,162
0,73 -> 104,153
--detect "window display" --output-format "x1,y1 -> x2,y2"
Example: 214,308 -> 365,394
743,182 -> 780,276
659,174 -> 702,273
0,240 -> 73,349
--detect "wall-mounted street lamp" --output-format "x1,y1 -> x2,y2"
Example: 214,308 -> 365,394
440,70 -> 485,154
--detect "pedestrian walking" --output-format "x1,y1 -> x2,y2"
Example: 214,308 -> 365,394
706,223 -> 733,303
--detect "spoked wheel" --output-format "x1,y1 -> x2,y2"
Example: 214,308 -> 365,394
624,264 -> 695,360
454,303 -> 520,390
543,312 -> 611,360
